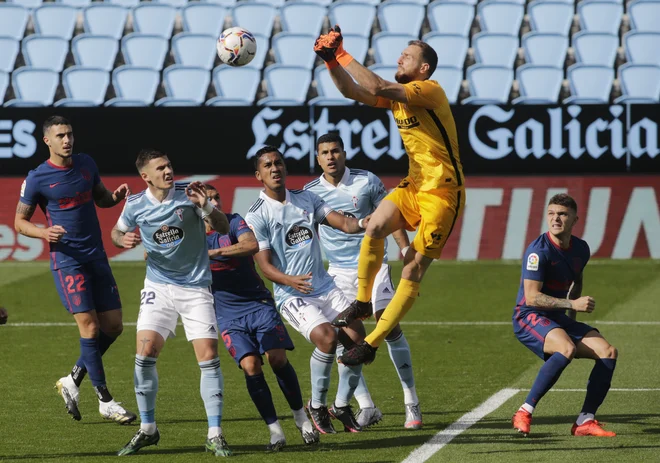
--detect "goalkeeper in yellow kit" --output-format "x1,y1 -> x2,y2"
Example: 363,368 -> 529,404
314,26 -> 466,365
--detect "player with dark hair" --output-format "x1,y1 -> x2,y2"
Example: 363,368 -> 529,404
305,132 -> 422,430
112,150 -> 232,456
14,115 -> 136,424
313,29 -> 466,366
246,146 -> 369,434
203,185 -> 318,450
511,193 -> 618,437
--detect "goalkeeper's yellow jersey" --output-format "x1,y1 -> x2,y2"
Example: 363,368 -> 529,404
376,80 -> 464,191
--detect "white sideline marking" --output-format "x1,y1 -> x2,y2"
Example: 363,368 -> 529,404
520,388 -> 660,392
402,388 -> 520,463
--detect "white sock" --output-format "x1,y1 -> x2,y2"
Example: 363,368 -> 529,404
207,426 -> 222,439
576,412 -> 595,426
355,393 -> 375,409
292,408 -> 308,428
141,422 -> 157,435
403,387 -> 419,406
268,421 -> 285,443
520,403 -> 534,414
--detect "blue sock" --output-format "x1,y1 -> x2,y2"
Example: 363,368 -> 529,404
72,331 -> 117,387
79,337 -> 106,388
337,343 -> 372,408
245,373 -> 278,425
525,352 -> 572,408
581,358 -> 616,414
199,357 -> 224,428
310,348 -> 334,408
335,344 -> 363,408
386,332 -> 418,404
273,361 -> 304,411
135,355 -> 158,425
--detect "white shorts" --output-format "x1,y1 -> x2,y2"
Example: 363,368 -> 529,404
278,286 -> 350,342
137,279 -> 218,342
328,264 -> 394,312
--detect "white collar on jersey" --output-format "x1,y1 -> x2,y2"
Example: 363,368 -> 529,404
146,186 -> 175,205
319,167 -> 351,190
259,189 -> 291,207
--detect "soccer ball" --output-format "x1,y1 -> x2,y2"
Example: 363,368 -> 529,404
217,27 -> 257,67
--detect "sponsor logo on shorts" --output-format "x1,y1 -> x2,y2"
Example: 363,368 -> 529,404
153,224 -> 184,248
527,253 -> 540,271
285,225 -> 313,248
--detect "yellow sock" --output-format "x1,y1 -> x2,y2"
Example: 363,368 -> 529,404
356,235 -> 385,302
365,279 -> 420,348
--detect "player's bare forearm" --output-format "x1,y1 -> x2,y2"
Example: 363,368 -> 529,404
205,209 -> 230,235
253,251 -> 291,286
14,203 -> 43,239
392,228 -> 410,250
344,60 -> 383,93
530,292 -> 574,310
209,238 -> 258,258
329,64 -> 378,105
111,227 -> 126,249
323,211 -> 364,234
94,189 -> 118,208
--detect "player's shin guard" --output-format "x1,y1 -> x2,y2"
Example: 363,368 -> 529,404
134,355 -> 158,431
365,280 -> 419,348
524,352 -> 572,408
245,373 -> 278,425
335,344 -> 365,408
580,358 -> 616,415
310,348 -> 334,408
356,236 -> 385,303
199,357 -> 224,435
386,332 -> 418,405
274,361 -> 304,411
72,331 -> 117,387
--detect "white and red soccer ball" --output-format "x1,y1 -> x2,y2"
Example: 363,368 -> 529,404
217,27 -> 257,67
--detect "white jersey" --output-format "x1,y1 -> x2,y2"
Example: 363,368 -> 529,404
117,182 -> 211,288
245,189 -> 335,304
304,168 -> 388,268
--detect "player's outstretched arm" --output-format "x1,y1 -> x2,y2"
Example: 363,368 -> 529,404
524,279 -> 595,313
186,181 -> 230,234
111,224 -> 141,249
92,181 -> 130,208
209,231 -> 259,258
204,209 -> 230,235
253,250 -> 313,295
14,201 -> 66,242
322,210 -> 368,234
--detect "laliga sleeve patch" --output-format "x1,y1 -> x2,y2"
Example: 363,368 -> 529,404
20,180 -> 26,197
526,253 -> 539,271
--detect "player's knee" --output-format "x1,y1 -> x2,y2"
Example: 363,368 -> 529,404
559,343 -> 577,360
602,344 -> 618,359
241,355 -> 263,375
310,323 -> 338,354
104,321 -> 123,337
79,320 -> 100,338
366,220 -> 387,240
266,350 -> 287,370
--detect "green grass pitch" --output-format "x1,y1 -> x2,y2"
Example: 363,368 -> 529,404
1,260 -> 659,462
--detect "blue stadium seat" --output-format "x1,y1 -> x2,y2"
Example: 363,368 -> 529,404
328,2 -> 376,38
253,0 -> 286,7
372,33 -> 417,65
206,96 -> 256,106
84,4 -> 128,41
578,1 -> 622,35
0,72 -> 9,104
289,0 -> 331,5
478,1 -> 524,36
122,34 -> 170,71
62,67 -> 109,106
112,66 -> 160,105
259,65 -> 312,105
368,64 -> 397,81
104,98 -> 148,106
422,33 -> 469,69
155,98 -> 201,106
172,33 -> 217,70
57,0 -> 92,7
378,0 -> 425,35
202,0 -> 237,6
54,99 -> 96,107
628,0 -> 660,33
564,64 -> 613,104
0,4 -> 29,40
573,32 -> 618,66
34,5 -> 77,40
512,64 -> 563,104
243,34 -> 270,70
22,36 -> 69,72
462,65 -> 513,104
212,66 -> 261,104
341,34 -> 370,64
154,0 -> 189,8
522,32 -> 568,68
72,35 -> 119,72
309,65 -> 354,105
232,3 -> 277,37
427,1 -> 474,36
11,67 -> 59,105
614,63 -> 660,103
625,31 -> 660,66
272,33 -> 318,69
107,0 -> 140,7
8,0 -> 43,9
431,66 -> 463,104
280,2 -> 326,35
182,3 -> 228,37
4,100 -> 46,107
0,38 -> 20,73
527,0 -> 574,35
472,33 -> 519,68
133,4 -> 177,39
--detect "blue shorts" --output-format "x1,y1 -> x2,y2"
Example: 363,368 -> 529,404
513,308 -> 596,360
219,304 -> 295,367
52,259 -> 122,314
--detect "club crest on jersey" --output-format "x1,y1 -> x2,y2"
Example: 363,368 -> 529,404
527,253 -> 540,271
352,196 -> 359,208
285,224 -> 313,248
175,208 -> 184,221
153,224 -> 184,248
